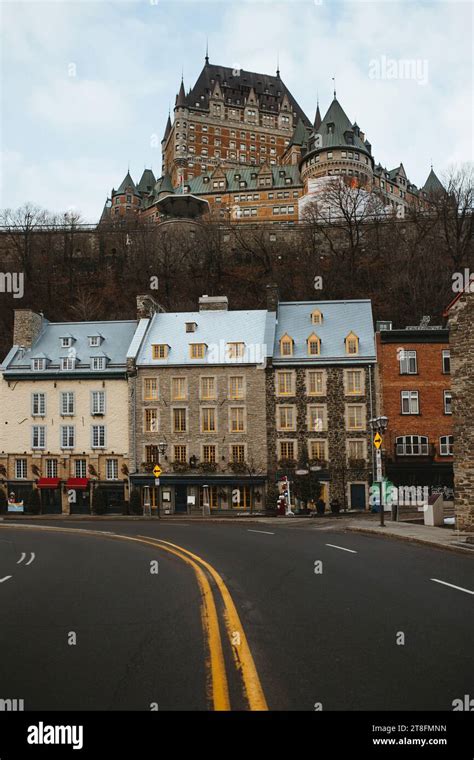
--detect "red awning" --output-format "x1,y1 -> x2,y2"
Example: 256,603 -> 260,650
66,478 -> 89,490
36,478 -> 61,489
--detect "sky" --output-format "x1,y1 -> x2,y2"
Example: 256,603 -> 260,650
1,0 -> 472,223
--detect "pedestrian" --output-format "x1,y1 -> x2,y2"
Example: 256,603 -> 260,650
316,496 -> 325,515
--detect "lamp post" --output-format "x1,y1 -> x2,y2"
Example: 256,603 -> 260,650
157,441 -> 168,517
370,416 -> 388,526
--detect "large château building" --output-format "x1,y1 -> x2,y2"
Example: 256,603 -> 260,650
101,56 -> 443,226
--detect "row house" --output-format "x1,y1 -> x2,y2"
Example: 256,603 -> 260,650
375,321 -> 453,492
267,299 -> 377,510
127,295 -> 272,514
0,310 -> 136,514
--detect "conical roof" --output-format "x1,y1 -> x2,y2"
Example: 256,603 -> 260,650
314,104 -> 321,131
116,171 -> 137,195
163,114 -> 172,142
423,168 -> 444,194
176,79 -> 186,108
137,169 -> 156,194
313,98 -> 368,152
288,118 -> 308,148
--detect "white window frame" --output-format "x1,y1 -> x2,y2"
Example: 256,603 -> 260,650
91,390 -> 106,415
444,391 -> 452,415
60,425 -> 75,449
401,390 -> 419,415
399,349 -> 417,374
91,357 -> 106,371
439,435 -> 453,456
32,392 -> 46,416
60,391 -> 75,416
442,350 -> 450,374
31,358 -> 46,371
61,357 -> 75,371
75,459 -> 87,478
91,425 -> 106,449
32,425 -> 46,450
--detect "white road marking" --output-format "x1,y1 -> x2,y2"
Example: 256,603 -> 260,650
17,553 -> 26,564
26,552 -> 35,566
430,578 -> 474,596
247,529 -> 275,535
0,576 -> 12,583
326,543 -> 357,554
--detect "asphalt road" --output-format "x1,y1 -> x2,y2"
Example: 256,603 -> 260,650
0,520 -> 472,711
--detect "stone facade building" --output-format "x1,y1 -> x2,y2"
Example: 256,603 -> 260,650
376,321 -> 453,492
127,295 -> 271,514
0,310 -> 136,514
101,57 -> 441,226
445,287 -> 474,537
267,299 -> 377,511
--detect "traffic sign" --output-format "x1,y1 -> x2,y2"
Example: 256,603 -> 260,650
153,465 -> 162,478
154,478 -> 160,486
374,433 -> 383,449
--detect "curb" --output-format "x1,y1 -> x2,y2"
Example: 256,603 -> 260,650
345,525 -> 474,556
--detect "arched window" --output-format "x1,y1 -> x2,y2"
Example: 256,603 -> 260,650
311,309 -> 323,325
279,333 -> 293,357
396,436 -> 429,456
307,333 -> 321,356
345,332 -> 359,355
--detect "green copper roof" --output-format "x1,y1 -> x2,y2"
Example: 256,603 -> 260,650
311,98 -> 368,153
137,169 -> 156,194
116,171 -> 139,195
288,118 -> 308,148
423,168 -> 444,194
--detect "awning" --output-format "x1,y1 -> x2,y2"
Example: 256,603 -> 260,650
66,478 -> 89,490
36,478 -> 61,489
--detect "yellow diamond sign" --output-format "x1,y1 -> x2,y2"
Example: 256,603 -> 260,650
153,465 -> 162,478
374,433 -> 383,449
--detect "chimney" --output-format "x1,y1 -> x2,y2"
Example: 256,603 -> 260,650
136,294 -> 165,319
13,309 -> 43,348
198,295 -> 228,312
266,283 -> 279,312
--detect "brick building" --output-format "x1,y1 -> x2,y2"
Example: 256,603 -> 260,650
101,56 -> 442,226
267,297 -> 377,511
375,320 -> 453,492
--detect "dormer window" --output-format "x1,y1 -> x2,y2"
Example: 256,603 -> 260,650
327,123 -> 334,134
345,332 -> 359,355
91,356 -> 106,371
31,358 -> 46,372
307,333 -> 321,356
60,337 -> 73,348
89,336 -> 101,347
279,334 -> 293,357
61,357 -> 75,371
227,342 -> 245,359
185,322 -> 197,333
189,343 -> 206,359
311,309 -> 323,325
152,344 -> 169,359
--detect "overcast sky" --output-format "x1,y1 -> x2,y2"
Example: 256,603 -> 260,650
1,0 -> 472,222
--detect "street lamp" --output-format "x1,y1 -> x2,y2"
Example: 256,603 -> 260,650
370,416 -> 389,526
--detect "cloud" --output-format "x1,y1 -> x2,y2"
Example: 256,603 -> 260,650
29,79 -> 132,130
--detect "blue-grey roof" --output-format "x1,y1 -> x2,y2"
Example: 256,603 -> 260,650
274,300 -> 376,365
136,310 -> 271,366
3,319 -> 138,376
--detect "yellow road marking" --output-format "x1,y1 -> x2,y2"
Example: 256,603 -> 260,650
140,536 -> 269,711
0,525 -> 230,711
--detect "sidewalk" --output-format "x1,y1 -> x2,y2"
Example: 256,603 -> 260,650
345,519 -> 474,555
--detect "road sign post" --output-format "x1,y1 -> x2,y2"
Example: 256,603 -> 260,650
153,465 -> 162,518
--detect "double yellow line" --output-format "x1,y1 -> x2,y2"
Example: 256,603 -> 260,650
0,524 -> 268,711
138,536 -> 268,712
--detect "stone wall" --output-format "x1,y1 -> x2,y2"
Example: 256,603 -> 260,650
448,291 -> 474,536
